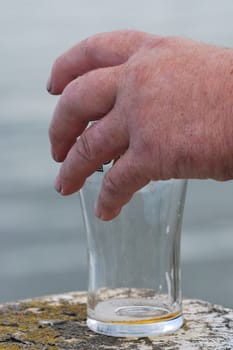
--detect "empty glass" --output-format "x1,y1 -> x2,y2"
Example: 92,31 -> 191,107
80,162 -> 187,337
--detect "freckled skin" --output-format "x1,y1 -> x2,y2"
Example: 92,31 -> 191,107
48,30 -> 233,220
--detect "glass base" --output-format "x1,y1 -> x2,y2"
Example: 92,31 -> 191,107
87,313 -> 183,337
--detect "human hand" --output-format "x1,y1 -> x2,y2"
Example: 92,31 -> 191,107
48,30 -> 233,220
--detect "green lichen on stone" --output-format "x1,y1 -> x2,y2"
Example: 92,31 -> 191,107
0,345 -> 22,350
0,293 -> 232,349
0,298 -> 86,349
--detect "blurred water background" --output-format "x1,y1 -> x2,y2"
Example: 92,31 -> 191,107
0,0 -> 233,307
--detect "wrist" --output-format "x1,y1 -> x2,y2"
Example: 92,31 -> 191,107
204,46 -> 233,180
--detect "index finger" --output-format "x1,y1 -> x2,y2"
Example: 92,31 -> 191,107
47,30 -> 149,94
49,66 -> 118,162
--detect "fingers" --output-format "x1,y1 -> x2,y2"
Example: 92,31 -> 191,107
47,30 -> 148,94
55,112 -> 129,196
49,66 -> 118,162
95,153 -> 150,221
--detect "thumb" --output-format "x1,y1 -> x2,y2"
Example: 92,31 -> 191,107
95,151 -> 150,221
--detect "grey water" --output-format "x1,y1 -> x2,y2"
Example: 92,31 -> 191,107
1,0 -> 233,308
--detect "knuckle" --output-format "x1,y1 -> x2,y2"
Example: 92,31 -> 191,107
144,35 -> 171,50
74,133 -> 93,163
59,80 -> 80,113
76,70 -> 95,88
121,59 -> 148,92
61,73 -> 93,108
62,79 -> 77,99
103,172 -> 119,196
81,35 -> 99,64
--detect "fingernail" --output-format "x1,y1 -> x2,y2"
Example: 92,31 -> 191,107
94,204 -> 103,220
55,175 -> 62,193
51,145 -> 59,162
46,76 -> 52,93
52,150 -> 59,162
95,204 -> 121,221
94,204 -> 109,221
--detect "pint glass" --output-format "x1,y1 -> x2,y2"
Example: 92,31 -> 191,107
80,163 -> 187,337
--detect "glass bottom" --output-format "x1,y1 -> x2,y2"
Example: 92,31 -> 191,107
87,314 -> 183,337
87,298 -> 183,337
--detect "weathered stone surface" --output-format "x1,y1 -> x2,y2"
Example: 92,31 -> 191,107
0,292 -> 232,349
